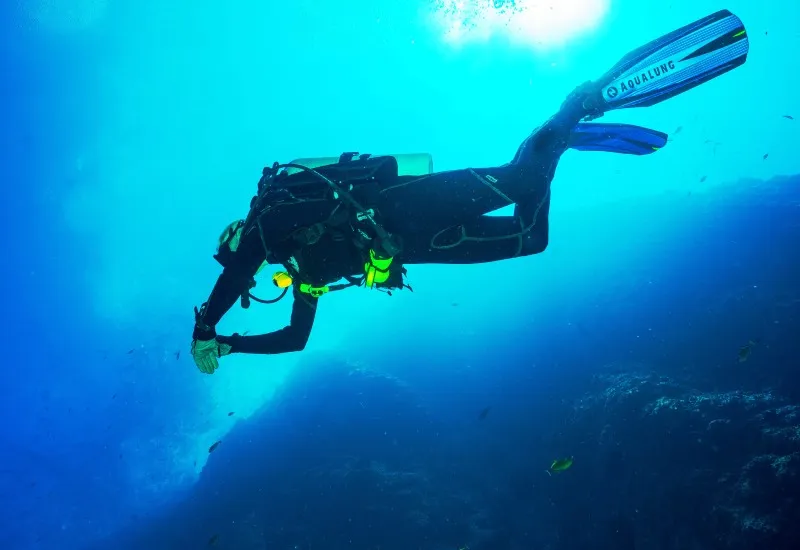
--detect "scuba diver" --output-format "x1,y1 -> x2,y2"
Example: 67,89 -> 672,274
191,9 -> 749,374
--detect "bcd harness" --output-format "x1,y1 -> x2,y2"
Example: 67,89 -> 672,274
216,152 -> 413,309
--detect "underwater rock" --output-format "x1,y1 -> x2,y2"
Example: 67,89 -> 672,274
84,357 -> 474,550
564,369 -> 800,550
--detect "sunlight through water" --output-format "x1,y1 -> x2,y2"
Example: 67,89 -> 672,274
433,0 -> 610,48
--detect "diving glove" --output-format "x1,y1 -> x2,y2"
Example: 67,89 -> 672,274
191,338 -> 232,374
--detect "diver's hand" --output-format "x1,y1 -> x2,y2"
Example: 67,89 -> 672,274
191,338 -> 232,374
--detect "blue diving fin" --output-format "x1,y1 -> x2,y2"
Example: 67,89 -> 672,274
595,9 -> 749,112
568,123 -> 668,155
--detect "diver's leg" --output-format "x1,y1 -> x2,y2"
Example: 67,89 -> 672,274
378,89 -> 587,230
509,82 -> 599,166
398,190 -> 551,265
378,79 -> 596,219
384,160 -> 555,266
380,88 -> 593,266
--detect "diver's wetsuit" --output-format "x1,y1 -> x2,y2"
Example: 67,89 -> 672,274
194,88 -> 590,355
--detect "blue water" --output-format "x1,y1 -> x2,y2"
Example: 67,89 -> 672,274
3,0 -> 799,549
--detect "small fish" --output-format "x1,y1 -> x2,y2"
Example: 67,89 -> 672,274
208,534 -> 219,546
546,456 -> 574,476
783,115 -> 794,120
126,349 -> 135,355
478,407 -> 491,420
227,411 -> 235,417
208,441 -> 222,453
674,125 -> 683,134
763,153 -> 769,160
175,351 -> 181,360
699,175 -> 707,183
738,340 -> 758,363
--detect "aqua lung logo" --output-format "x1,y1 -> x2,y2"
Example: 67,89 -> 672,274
606,59 -> 677,100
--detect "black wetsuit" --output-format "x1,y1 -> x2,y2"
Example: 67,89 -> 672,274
193,92 -> 589,355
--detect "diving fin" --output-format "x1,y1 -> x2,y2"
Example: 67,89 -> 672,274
568,123 -> 668,155
594,9 -> 749,113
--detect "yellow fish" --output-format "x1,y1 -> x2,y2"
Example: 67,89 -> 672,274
738,340 -> 758,363
547,456 -> 574,476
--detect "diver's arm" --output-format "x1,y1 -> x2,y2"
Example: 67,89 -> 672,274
193,227 -> 267,340
217,288 -> 318,354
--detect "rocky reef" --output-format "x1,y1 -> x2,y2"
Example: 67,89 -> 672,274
87,359 -> 482,550
84,357 -> 800,550
558,368 -> 800,550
